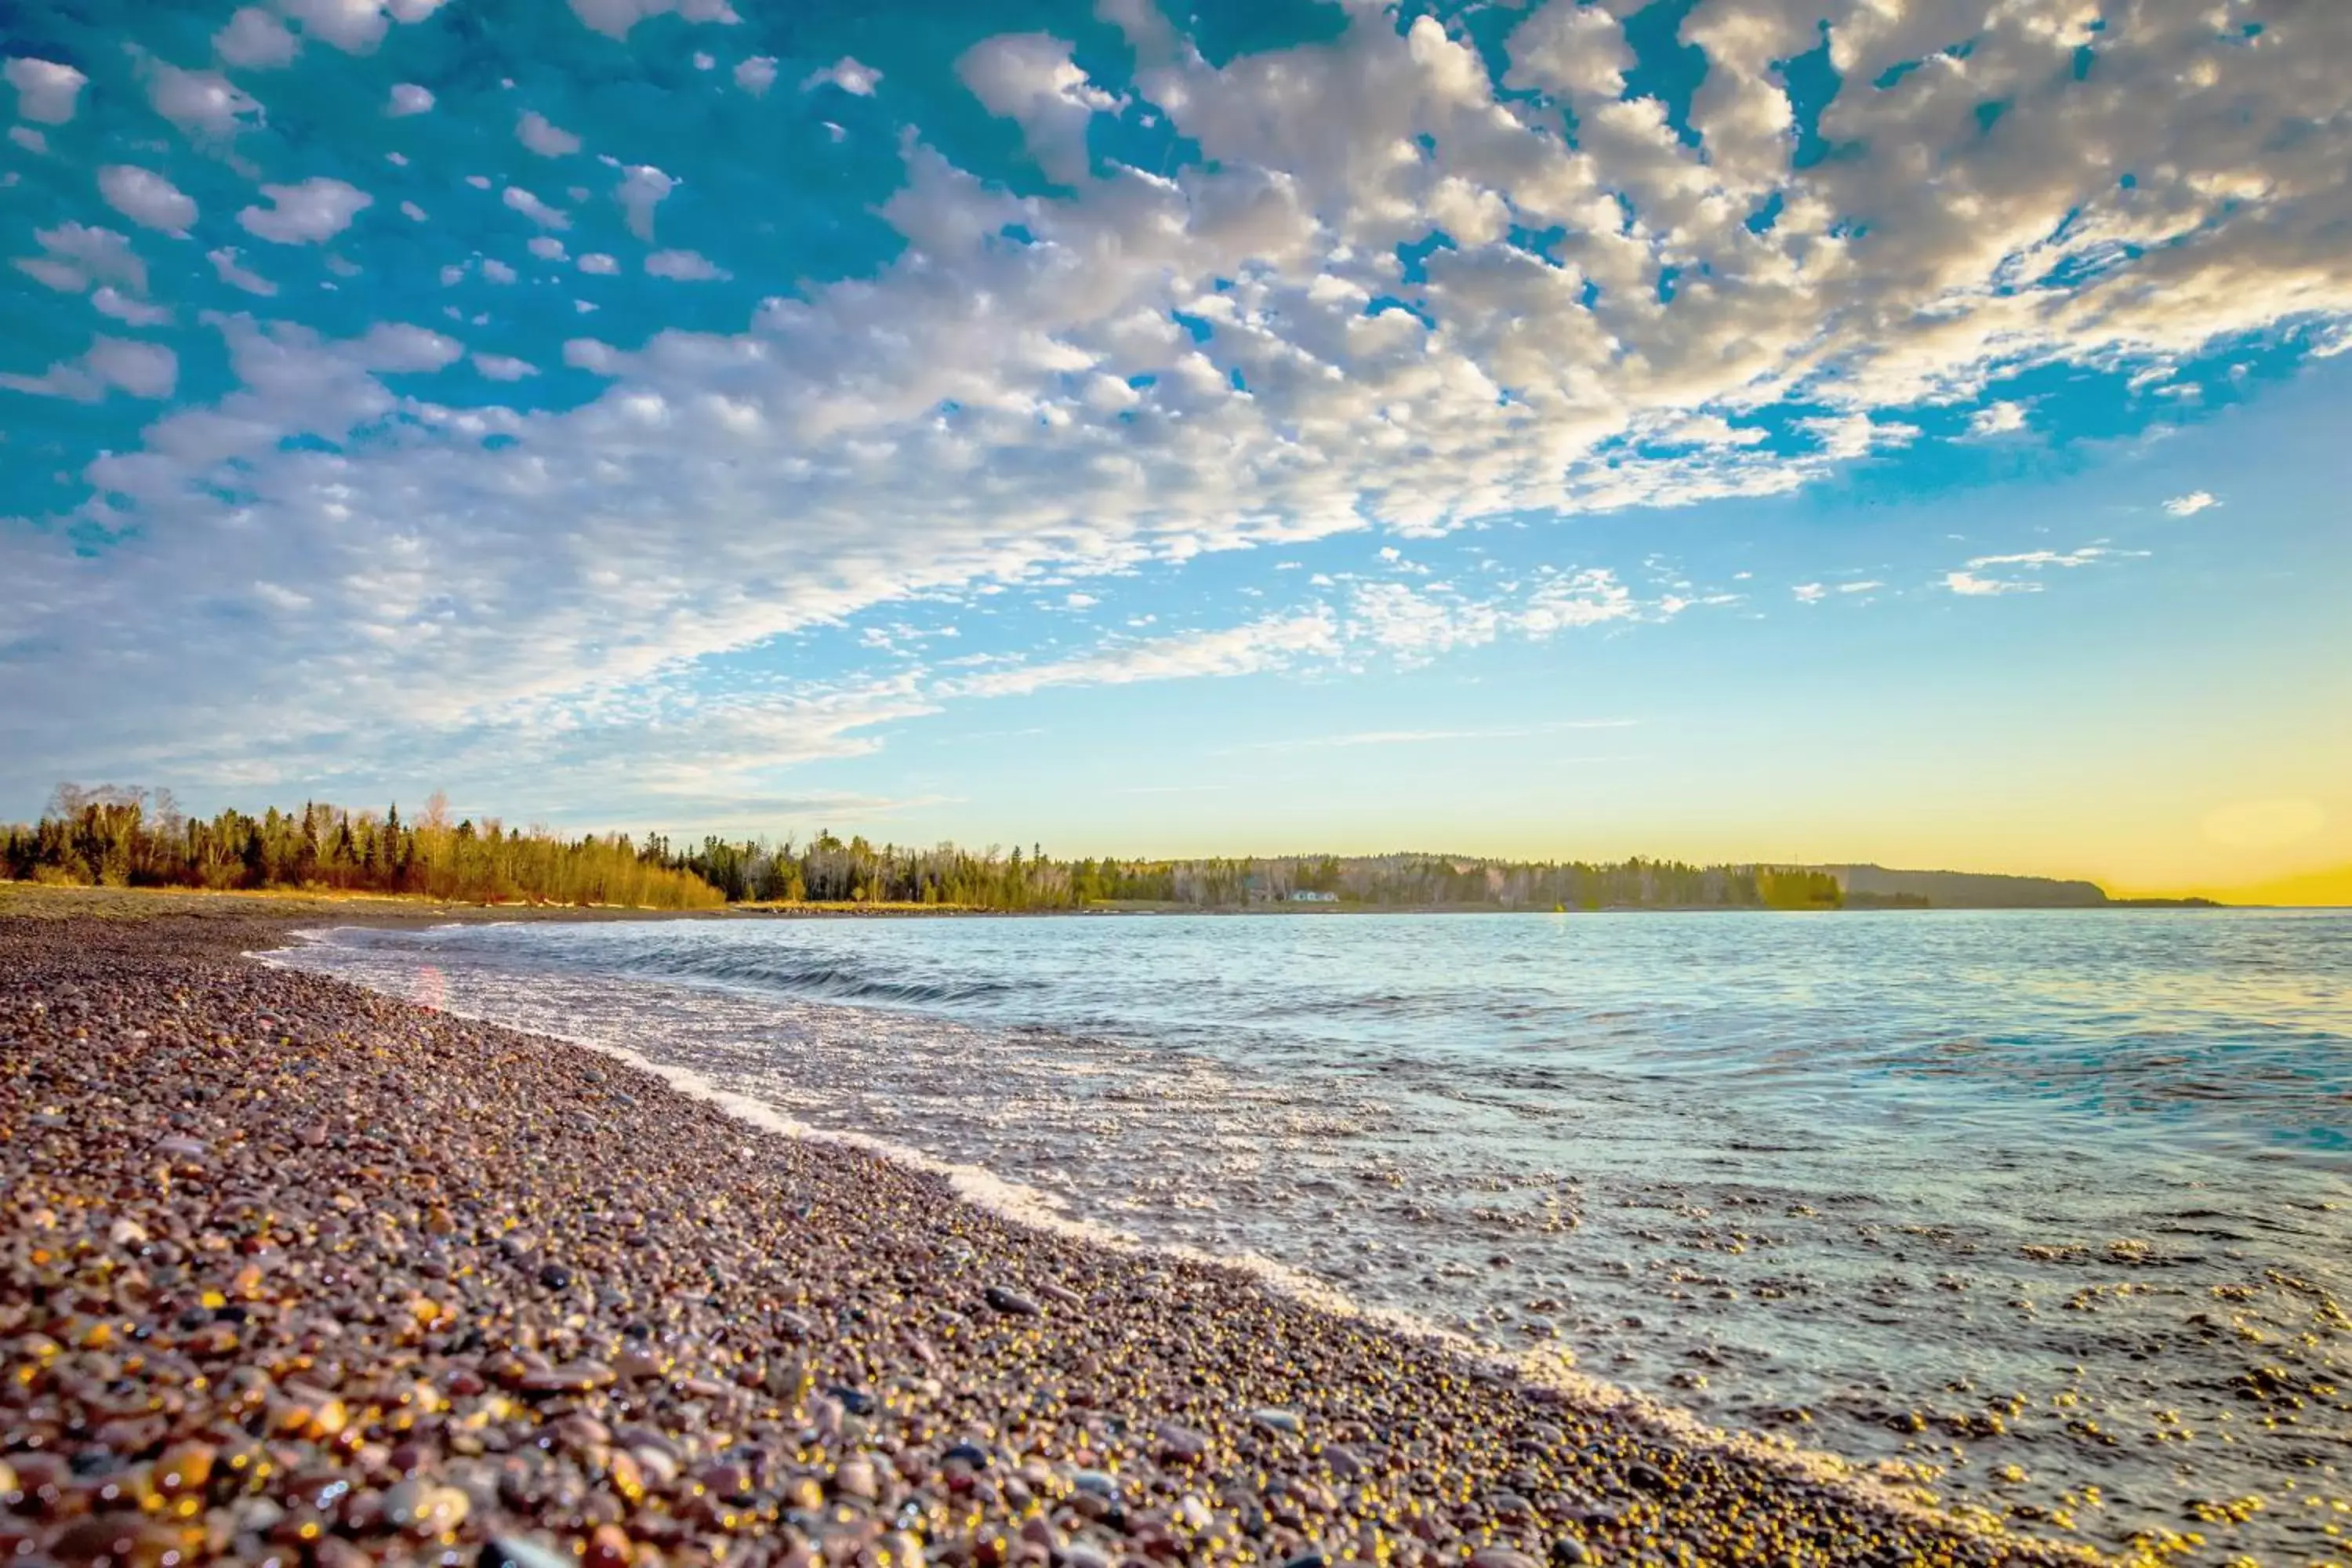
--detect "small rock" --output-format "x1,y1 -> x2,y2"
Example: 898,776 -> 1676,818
1252,1407 -> 1302,1435
538,1263 -> 573,1290
984,1284 -> 1041,1316
835,1456 -> 880,1502
1469,1551 -> 1542,1568
1155,1422 -> 1209,1462
1548,1539 -> 1592,1567
518,1360 -> 616,1396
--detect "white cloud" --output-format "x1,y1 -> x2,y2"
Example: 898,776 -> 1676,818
1838,580 -> 1885,594
98,166 -> 198,236
1967,401 -> 2030,437
1799,413 -> 1920,461
1965,547 -> 2117,571
735,56 -> 777,96
615,165 -> 674,241
239,178 -> 372,243
577,252 -> 619,274
567,0 -> 739,41
1944,544 -> 2132,597
1518,569 -> 1639,634
946,610 -> 1341,698
1944,571 -> 2041,597
93,287 -> 171,326
503,185 -> 569,230
645,249 -> 724,281
387,82 -> 434,116
956,35 -> 1112,184
528,236 -> 566,260
802,56 -> 881,96
400,200 -> 426,221
1792,583 -> 1825,603
9,125 -> 46,154
473,352 -> 538,381
1346,581 -> 1499,661
143,60 -> 263,136
206,245 -> 278,295
14,223 -> 147,295
275,0 -> 441,54
2163,490 -> 2220,517
481,257 -> 517,284
5,57 -> 87,124
517,110 -> 581,157
0,337 -> 177,401
215,8 -> 299,68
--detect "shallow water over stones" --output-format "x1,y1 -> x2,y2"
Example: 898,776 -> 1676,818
281,909 -> 2352,1563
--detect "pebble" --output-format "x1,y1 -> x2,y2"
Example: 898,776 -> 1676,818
984,1283 -> 1042,1316
836,1456 -> 881,1501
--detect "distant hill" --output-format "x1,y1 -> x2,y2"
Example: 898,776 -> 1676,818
1820,863 -> 2111,908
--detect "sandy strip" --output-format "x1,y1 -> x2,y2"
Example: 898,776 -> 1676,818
1,911 -> 2082,1568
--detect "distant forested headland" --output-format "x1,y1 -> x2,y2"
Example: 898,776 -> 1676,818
6,784 -> 2182,912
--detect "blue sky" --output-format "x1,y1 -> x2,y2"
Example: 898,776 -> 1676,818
3,0 -> 2347,892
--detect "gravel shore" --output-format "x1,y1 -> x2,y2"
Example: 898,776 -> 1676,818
2,909 -> 2083,1568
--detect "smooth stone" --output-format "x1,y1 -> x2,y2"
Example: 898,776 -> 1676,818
985,1284 -> 1041,1316
518,1360 -> 616,1396
1469,1551 -> 1542,1568
1548,1539 -> 1592,1566
482,1533 -> 579,1568
1154,1422 -> 1209,1462
836,1456 -> 880,1501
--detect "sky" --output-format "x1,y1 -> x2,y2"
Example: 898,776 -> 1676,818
2,0 -> 2347,898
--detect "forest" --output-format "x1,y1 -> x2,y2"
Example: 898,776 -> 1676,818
5,784 -> 1847,912
2,785 -> 724,909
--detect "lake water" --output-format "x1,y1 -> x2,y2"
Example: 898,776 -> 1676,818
275,909 -> 2351,1562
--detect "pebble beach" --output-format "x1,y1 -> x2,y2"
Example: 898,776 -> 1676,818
1,903 -> 2087,1568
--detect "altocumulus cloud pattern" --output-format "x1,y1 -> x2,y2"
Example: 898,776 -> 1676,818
2,0 -> 2346,808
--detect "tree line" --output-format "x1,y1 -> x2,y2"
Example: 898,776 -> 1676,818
5,784 -> 1846,912
679,837 -> 1843,909
2,785 -> 723,909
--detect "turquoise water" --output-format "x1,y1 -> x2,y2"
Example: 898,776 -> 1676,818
283,909 -> 2351,1561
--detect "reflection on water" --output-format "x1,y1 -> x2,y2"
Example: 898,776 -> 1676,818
279,909 -> 2351,1563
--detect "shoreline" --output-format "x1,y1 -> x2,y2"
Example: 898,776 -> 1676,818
2,908 -> 2086,1567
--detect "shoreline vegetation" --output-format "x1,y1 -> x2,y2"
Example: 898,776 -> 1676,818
4,786 -> 2218,915
0,903 -> 2081,1568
